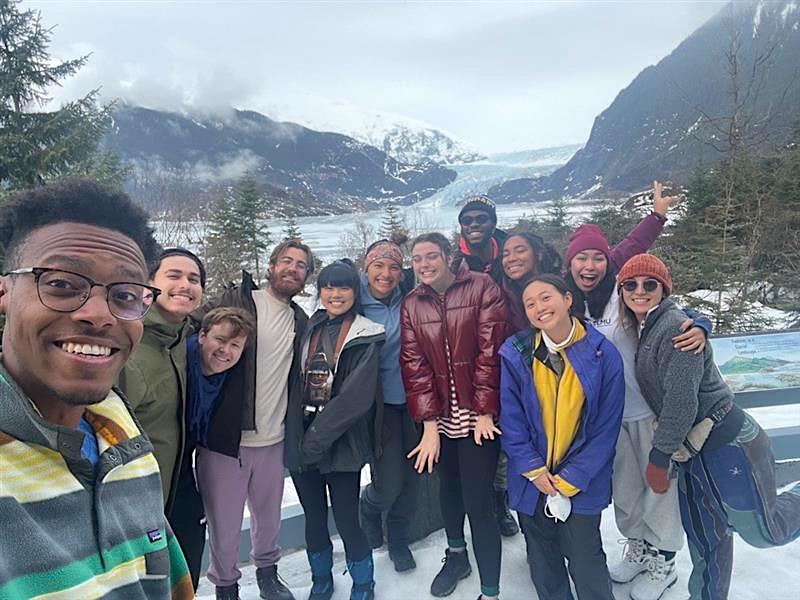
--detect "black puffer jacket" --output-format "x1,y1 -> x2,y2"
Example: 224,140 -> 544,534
285,311 -> 385,473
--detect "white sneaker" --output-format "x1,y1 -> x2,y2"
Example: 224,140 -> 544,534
630,550 -> 678,600
608,539 -> 649,583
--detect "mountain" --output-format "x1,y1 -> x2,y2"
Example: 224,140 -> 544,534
495,0 -> 800,202
103,105 -> 457,216
265,101 -> 484,165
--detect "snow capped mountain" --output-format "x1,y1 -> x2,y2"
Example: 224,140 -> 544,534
263,99 -> 484,165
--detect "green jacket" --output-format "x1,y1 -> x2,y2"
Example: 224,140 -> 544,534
118,306 -> 193,510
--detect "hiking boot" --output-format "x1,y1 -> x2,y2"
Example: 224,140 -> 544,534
430,549 -> 472,597
216,583 -> 240,600
306,546 -> 334,600
631,550 -> 678,600
359,501 -> 384,549
256,565 -> 295,600
347,554 -> 375,600
493,490 -> 519,537
608,538 -> 649,583
388,545 -> 416,572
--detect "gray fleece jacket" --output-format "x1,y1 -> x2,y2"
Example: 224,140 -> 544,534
634,299 -> 735,465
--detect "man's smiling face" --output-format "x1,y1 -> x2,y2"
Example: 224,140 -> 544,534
0,223 -> 147,408
459,210 -> 495,248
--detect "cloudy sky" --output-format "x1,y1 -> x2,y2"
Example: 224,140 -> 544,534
32,0 -> 726,153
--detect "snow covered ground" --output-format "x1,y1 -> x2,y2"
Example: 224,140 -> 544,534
196,499 -> 800,600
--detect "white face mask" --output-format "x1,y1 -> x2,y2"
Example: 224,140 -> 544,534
544,492 -> 572,523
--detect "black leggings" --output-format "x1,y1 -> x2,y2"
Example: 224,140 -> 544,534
292,469 -> 369,561
438,435 -> 501,591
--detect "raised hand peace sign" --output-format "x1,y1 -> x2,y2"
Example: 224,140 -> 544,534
653,180 -> 680,217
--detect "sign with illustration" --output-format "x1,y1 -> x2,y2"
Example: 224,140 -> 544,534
711,330 -> 800,393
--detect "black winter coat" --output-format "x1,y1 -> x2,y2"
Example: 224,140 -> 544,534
285,311 -> 385,473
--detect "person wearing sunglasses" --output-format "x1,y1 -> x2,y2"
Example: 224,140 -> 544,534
451,195 -> 519,538
451,195 -> 508,284
0,179 -> 193,599
617,253 -> 800,600
562,181 -> 712,600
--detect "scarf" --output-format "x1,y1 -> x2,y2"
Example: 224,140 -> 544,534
532,318 -> 587,472
187,334 -> 228,448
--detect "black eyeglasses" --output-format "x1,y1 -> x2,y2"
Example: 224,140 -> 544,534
620,278 -> 661,293
460,214 -> 491,226
2,267 -> 161,321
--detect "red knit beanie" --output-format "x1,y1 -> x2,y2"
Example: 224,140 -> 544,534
617,253 -> 673,296
566,224 -> 611,265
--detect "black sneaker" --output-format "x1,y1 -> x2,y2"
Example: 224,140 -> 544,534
494,490 -> 520,537
389,545 -> 416,573
359,502 -> 384,549
256,565 -> 295,600
430,549 -> 471,597
216,583 -> 240,600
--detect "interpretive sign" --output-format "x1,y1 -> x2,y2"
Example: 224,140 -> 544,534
711,329 -> 800,393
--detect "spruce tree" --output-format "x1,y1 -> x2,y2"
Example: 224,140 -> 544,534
282,214 -> 302,241
232,175 -> 271,282
0,0 -> 117,192
204,192 -> 241,294
379,204 -> 405,240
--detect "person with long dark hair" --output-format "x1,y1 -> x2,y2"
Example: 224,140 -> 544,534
500,231 -> 563,331
400,232 -> 507,600
500,274 -> 624,600
286,260 -> 385,600
618,253 -> 800,599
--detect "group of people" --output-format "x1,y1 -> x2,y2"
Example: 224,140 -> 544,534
0,178 -> 798,600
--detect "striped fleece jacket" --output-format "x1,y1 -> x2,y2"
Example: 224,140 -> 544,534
0,363 -> 193,600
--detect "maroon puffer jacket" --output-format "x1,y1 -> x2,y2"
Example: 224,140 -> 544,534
400,265 -> 507,422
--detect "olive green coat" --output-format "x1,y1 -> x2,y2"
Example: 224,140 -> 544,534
117,306 -> 193,510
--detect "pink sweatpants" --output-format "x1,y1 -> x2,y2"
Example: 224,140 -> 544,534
197,443 -> 286,587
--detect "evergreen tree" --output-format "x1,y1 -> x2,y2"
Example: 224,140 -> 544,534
282,214 -> 302,241
204,193 -> 241,294
379,203 -> 405,240
538,198 -> 573,254
587,204 -> 641,247
232,175 -> 271,282
0,0 -> 118,192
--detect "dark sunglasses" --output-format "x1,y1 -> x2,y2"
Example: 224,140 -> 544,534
621,278 -> 661,293
460,214 -> 491,226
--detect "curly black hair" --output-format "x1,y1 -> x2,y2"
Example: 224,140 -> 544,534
0,178 -> 159,270
504,231 -> 563,276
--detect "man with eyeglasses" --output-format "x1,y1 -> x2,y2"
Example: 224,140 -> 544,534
0,179 -> 193,599
450,195 -> 520,538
